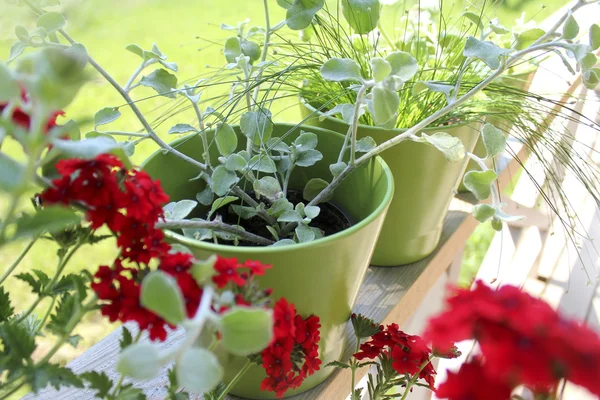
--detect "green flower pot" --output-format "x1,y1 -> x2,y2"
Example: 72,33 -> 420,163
299,100 -> 479,266
458,69 -> 538,192
141,123 -> 393,398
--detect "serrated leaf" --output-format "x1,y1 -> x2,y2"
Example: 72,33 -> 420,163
303,178 -> 333,202
355,136 -> 377,153
472,204 -> 496,223
0,320 -> 36,360
140,68 -> 178,98
253,177 -> 282,199
27,364 -> 83,393
120,327 -> 133,350
590,24 -> 600,50
215,123 -> 238,156
118,343 -> 163,380
321,58 -> 363,82
563,11 -> 579,40
350,313 -> 381,338
413,132 -> 465,163
220,307 -> 273,356
140,271 -> 186,325
464,36 -> 511,69
463,170 -> 498,200
284,0 -> 325,30
295,149 -> 323,167
208,196 -> 238,218
342,0 -> 380,34
81,371 -> 113,398
47,293 -> 78,336
210,166 -> 239,196
325,360 -> 351,369
13,206 -> 81,241
481,123 -> 506,159
0,153 -> 25,192
0,288 -> 14,322
36,12 -> 66,34
168,123 -> 196,134
177,348 -> 223,394
385,51 -> 418,81
94,107 -> 121,127
16,270 -> 50,294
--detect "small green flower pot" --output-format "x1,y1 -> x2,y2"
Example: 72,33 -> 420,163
458,69 -> 538,192
141,123 -> 394,398
299,100 -> 480,266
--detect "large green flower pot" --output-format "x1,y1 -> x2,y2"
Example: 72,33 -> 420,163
141,123 -> 393,398
458,68 -> 538,192
299,100 -> 479,266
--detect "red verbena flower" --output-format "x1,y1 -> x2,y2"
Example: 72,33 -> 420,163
436,358 -> 514,400
212,257 -> 246,288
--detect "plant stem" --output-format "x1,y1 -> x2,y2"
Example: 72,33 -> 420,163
36,295 -> 56,334
399,357 -> 432,400
103,131 -> 149,138
0,236 -> 37,285
216,359 -> 252,400
191,102 -> 212,168
0,380 -> 25,400
349,84 -> 369,166
156,219 -> 274,246
124,60 -> 149,92
250,0 -> 272,107
0,194 -> 20,243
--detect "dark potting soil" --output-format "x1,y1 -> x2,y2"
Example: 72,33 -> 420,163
216,190 -> 354,246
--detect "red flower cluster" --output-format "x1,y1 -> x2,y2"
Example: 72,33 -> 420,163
354,323 -> 437,389
260,298 -> 321,398
212,257 -> 271,289
0,89 -> 63,133
426,281 -> 600,399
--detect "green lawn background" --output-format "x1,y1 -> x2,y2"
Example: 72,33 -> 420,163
0,0 -> 563,391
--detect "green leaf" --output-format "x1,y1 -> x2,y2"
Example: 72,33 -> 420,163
278,210 -> 303,223
461,12 -> 483,31
472,204 -> 496,223
369,86 -> 399,128
117,343 -> 163,380
0,153 -> 25,192
220,307 -> 274,356
176,348 -> 223,394
267,137 -> 291,153
514,28 -> 546,50
350,313 -> 381,338
8,42 -> 26,64
563,43 -> 592,62
295,149 -> 323,167
304,205 -> 320,219
240,109 -> 273,146
0,288 -> 14,322
562,11 -> 579,40
294,132 -> 318,151
51,136 -> 120,159
413,81 -> 455,105
36,12 -> 66,34
463,170 -> 498,200
581,53 -> 597,72
284,0 -> 325,30
330,161 -> 347,177
489,19 -> 510,35
590,24 -> 600,50
271,239 -> 296,247
583,68 -> 600,90
125,44 -> 144,58
241,40 -> 261,62
27,364 -> 83,393
210,166 -> 239,196
16,270 -> 50,295
342,0 -> 380,34
139,68 -> 178,98
116,384 -> 146,399
268,198 -> 294,217
481,123 -> 506,159
385,51 -> 418,81
325,360 -> 351,369
303,178 -> 333,202
296,224 -> 315,243
355,136 -> 377,153
0,63 -> 19,102
370,57 -> 391,82
413,132 -> 466,163
224,153 -> 247,171
140,271 -> 186,325
208,196 -> 238,218
168,123 -> 196,134
491,217 -> 503,231
249,154 -> 277,173
182,218 -> 213,241
231,205 -> 259,220
80,371 -> 113,399
94,107 -> 121,127
190,255 -> 217,285
321,58 -> 363,82
215,123 -> 238,157
196,187 -> 214,206
463,36 -> 511,70
254,177 -> 282,199
0,322 -> 36,360
170,200 -> 197,220
47,293 -> 78,336
224,37 -> 242,63
13,207 -> 81,241
120,327 -> 133,350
